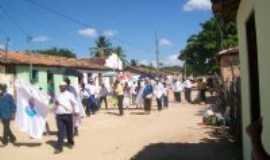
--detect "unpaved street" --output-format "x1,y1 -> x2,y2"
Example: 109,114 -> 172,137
0,101 -> 240,160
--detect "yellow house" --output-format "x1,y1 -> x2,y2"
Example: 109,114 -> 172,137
212,0 -> 270,159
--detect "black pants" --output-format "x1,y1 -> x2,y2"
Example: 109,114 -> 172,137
200,90 -> 206,103
131,94 -> 136,105
117,95 -> 124,115
175,92 -> 181,103
100,96 -> 108,109
163,96 -> 169,107
86,95 -> 97,116
156,98 -> 162,111
144,98 -> 152,112
82,98 -> 88,108
174,92 -> 177,102
1,119 -> 16,144
185,88 -> 192,103
56,114 -> 74,150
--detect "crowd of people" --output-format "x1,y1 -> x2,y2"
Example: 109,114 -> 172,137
3,75 -> 268,158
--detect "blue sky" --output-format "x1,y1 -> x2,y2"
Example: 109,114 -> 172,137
0,0 -> 212,66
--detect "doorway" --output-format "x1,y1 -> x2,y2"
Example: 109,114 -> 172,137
246,12 -> 261,122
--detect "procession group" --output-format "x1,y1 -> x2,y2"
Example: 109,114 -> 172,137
0,75 -> 208,154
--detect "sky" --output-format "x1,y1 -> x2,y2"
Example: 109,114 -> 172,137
0,0 -> 212,66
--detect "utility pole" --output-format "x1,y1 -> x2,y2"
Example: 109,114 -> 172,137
27,36 -> 33,81
184,62 -> 187,79
5,37 -> 10,61
155,32 -> 160,70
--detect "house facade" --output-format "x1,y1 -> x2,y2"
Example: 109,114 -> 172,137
0,51 -> 109,94
217,47 -> 240,87
212,0 -> 270,159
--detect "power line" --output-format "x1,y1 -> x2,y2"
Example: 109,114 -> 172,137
0,4 -> 29,37
23,0 -> 91,28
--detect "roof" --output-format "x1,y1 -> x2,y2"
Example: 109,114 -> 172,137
218,47 -> 239,56
125,65 -> 167,77
79,57 -> 106,66
211,0 -> 240,22
0,51 -> 111,71
216,47 -> 239,62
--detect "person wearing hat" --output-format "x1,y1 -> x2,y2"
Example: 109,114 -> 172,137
0,83 -> 17,146
53,82 -> 79,154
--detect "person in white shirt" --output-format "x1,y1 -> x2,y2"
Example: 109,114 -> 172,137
154,80 -> 164,111
53,82 -> 79,154
184,79 -> 193,103
85,80 -> 97,96
130,82 -> 137,105
85,80 -> 97,115
163,82 -> 169,108
135,81 -> 144,108
64,78 -> 83,136
174,79 -> 183,103
80,83 -> 90,108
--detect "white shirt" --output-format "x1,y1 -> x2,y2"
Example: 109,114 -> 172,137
130,83 -> 137,95
175,81 -> 183,92
162,86 -> 169,96
184,80 -> 193,89
85,84 -> 97,96
154,82 -> 164,99
55,91 -> 78,115
80,89 -> 90,99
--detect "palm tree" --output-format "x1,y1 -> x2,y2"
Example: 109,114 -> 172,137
113,46 -> 126,63
90,36 -> 112,57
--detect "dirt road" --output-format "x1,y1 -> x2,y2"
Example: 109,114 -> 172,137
0,101 -> 241,160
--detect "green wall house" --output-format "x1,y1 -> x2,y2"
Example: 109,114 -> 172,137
0,51 -> 110,95
15,65 -> 78,94
212,0 -> 270,159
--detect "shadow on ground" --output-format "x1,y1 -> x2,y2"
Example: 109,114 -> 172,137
130,122 -> 242,160
129,112 -> 149,115
13,142 -> 42,147
106,111 -> 121,116
0,137 -> 42,147
130,140 -> 242,160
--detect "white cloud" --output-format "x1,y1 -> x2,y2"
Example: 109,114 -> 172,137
161,54 -> 183,66
183,0 -> 211,11
102,30 -> 118,37
78,27 -> 98,38
159,38 -> 173,47
138,59 -> 149,66
31,36 -> 49,43
0,43 -> 5,50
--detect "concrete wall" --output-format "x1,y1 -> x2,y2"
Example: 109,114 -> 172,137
16,65 -> 48,91
16,65 -> 79,95
237,0 -> 270,159
0,64 -> 14,94
219,54 -> 240,86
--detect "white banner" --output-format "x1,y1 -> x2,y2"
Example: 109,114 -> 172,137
15,79 -> 50,139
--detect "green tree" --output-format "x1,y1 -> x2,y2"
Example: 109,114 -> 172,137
113,46 -> 126,62
179,17 -> 238,76
90,36 -> 112,57
130,59 -> 138,66
31,47 -> 76,58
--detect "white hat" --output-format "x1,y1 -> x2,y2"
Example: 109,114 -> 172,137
59,82 -> 66,86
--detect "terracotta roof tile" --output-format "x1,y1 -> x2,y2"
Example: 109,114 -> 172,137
0,51 -> 110,71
